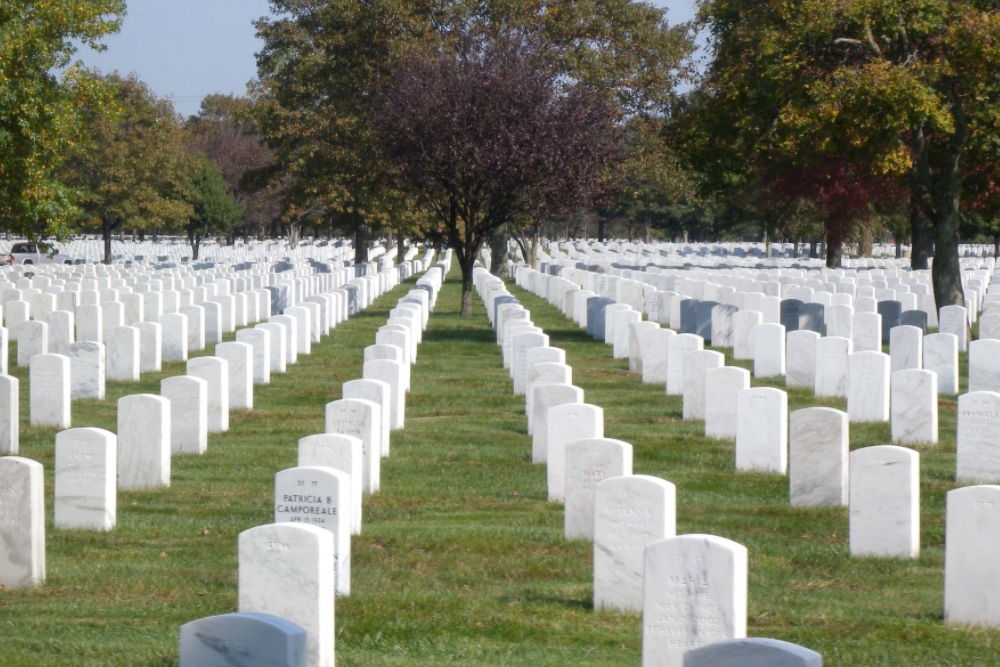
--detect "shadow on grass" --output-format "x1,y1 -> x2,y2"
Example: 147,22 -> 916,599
501,590 -> 594,611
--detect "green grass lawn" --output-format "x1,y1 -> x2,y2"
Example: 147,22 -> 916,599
0,264 -> 995,666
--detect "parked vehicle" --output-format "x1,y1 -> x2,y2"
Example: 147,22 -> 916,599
8,242 -> 73,265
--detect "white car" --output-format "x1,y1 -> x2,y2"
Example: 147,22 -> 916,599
8,242 -> 74,265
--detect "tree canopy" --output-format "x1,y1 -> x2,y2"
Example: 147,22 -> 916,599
691,0 -> 1000,306
374,35 -> 621,314
0,0 -> 124,239
62,73 -> 192,262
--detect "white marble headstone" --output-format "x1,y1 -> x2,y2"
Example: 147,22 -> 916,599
849,445 -> 919,559
593,474 -> 675,613
54,427 -> 116,531
789,407 -> 849,507
642,534 -> 747,667
238,523 -> 334,667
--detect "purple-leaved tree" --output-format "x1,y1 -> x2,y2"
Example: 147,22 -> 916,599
374,36 -> 621,316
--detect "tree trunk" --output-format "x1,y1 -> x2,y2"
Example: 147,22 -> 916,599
397,233 -> 406,262
459,253 -> 476,317
288,223 -> 300,249
490,223 -> 510,279
598,217 -> 606,243
764,227 -> 772,259
809,240 -> 818,258
644,211 -> 651,244
910,200 -> 932,270
860,227 -> 874,258
826,241 -> 842,268
931,206 -> 965,309
994,231 -> 999,259
895,230 -> 904,258
353,213 -> 368,265
102,218 -> 114,265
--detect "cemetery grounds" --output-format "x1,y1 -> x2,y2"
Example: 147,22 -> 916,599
0,263 -> 994,666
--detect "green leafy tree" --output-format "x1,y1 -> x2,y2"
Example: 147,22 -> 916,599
0,0 -> 124,239
184,156 -> 245,259
694,0 -> 1000,307
252,0 -> 695,265
186,94 -> 281,242
62,73 -> 192,263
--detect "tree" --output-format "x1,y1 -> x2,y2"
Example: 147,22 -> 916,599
62,73 -> 192,263
0,0 -> 124,239
186,94 -> 280,241
694,0 -> 1000,308
253,0 -> 694,266
184,156 -> 245,259
374,36 -> 621,316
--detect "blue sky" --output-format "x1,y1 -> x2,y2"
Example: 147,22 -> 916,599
75,0 -> 698,119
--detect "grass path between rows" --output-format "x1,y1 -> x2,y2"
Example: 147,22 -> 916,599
0,263 -> 995,665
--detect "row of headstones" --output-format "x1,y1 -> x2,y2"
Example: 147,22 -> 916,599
508,264 -> 1000,639
0,258 -> 419,455
178,254 -> 449,667
528,250 -> 999,344
518,263 -> 1000,482
2,256 -> 425,379
472,268 -> 827,666
526,257 -> 999,351
545,237 -> 1000,262
0,253 -> 440,599
6,236 -> 358,264
540,238 -> 997,281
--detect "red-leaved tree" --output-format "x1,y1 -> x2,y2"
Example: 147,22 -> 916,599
374,35 -> 622,316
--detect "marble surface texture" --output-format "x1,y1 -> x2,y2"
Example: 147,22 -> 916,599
238,523 -> 334,667
735,387 -> 788,474
956,391 -> 1000,483
0,456 -> 45,589
117,393 -> 170,490
298,434 -> 363,534
924,333 -> 959,395
531,384 -> 584,463
969,339 -> 1000,393
54,427 -> 116,531
275,466 -> 351,595
217,341 -> 254,410
752,322 -> 786,378
593,474 -> 675,613
29,353 -> 70,428
849,445 -> 919,558
161,375 -> 208,455
891,369 -> 938,444
847,351 -> 891,423
789,407 -> 849,507
642,534 -> 747,667
704,366 -> 750,439
683,638 -> 822,667
945,485 -> 1000,627
188,356 -> 230,433
642,329 -> 674,385
342,379 -> 390,457
547,403 -> 603,502
179,612 -> 307,667
236,327 -> 271,385
564,438 -> 632,540
682,350 -> 725,421
325,398 -> 380,495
